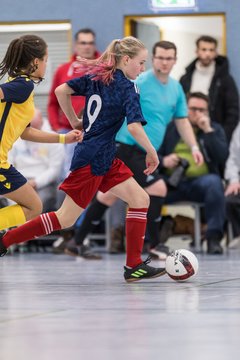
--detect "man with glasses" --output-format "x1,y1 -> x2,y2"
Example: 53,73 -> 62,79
65,41 -> 204,260
180,35 -> 239,143
159,92 -> 228,254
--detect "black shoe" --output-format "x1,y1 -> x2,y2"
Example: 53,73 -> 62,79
0,231 -> 8,257
52,236 -> 68,254
124,256 -> 166,283
149,243 -> 170,261
64,244 -> 102,260
207,238 -> 223,255
159,216 -> 175,243
109,226 -> 125,254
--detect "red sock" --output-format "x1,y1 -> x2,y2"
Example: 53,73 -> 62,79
2,212 -> 61,248
125,208 -> 148,268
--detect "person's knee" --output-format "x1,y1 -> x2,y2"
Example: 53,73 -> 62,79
130,190 -> 150,208
146,179 -> 168,197
97,191 -> 117,206
55,208 -> 80,229
206,174 -> 222,189
27,198 -> 43,219
197,175 -> 223,200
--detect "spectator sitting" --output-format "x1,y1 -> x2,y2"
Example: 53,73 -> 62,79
159,92 -> 229,254
224,123 -> 240,248
180,35 -> 239,143
8,108 -> 65,212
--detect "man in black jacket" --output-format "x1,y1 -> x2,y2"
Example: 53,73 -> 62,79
159,92 -> 229,254
180,35 -> 239,143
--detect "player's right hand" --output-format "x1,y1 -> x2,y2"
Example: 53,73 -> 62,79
144,149 -> 159,175
65,129 -> 83,144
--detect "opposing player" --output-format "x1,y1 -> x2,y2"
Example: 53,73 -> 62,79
0,36 -> 166,282
0,35 -> 82,231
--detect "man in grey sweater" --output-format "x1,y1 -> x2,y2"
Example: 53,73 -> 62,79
225,123 -> 240,248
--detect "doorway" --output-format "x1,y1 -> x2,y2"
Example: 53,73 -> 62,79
125,14 -> 226,79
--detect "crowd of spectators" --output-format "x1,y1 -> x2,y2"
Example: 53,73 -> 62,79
3,31 -> 240,257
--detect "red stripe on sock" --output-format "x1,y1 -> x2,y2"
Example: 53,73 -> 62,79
40,214 -> 49,233
2,212 -> 61,248
41,213 -> 53,233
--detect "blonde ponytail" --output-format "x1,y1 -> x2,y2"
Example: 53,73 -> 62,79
75,36 -> 145,85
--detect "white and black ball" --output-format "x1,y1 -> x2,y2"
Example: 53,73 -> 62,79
166,249 -> 199,281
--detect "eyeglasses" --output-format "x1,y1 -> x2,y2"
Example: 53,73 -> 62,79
153,56 -> 176,62
188,107 -> 208,113
77,41 -> 95,46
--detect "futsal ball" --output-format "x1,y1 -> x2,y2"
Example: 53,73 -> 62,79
165,249 -> 199,281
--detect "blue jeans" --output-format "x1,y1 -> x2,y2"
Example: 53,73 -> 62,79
165,174 -> 226,239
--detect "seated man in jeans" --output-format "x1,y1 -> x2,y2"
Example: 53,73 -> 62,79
159,92 -> 228,254
224,122 -> 240,248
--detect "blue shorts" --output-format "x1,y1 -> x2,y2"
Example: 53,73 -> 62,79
0,165 -> 27,195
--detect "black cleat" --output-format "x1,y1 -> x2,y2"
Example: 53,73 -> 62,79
0,231 -> 8,257
124,256 -> 166,283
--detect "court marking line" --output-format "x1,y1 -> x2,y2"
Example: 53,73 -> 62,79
0,309 -> 67,324
176,277 -> 240,290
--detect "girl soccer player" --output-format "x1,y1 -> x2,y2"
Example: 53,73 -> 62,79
0,36 -> 166,282
0,35 -> 82,231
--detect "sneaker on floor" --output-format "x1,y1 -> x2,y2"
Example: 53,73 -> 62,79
64,244 -> 102,260
207,237 -> 223,255
0,231 -> 8,257
124,256 -> 166,283
52,236 -> 68,254
149,243 -> 170,261
228,236 -> 240,249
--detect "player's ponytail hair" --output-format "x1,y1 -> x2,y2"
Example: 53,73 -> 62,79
0,35 -> 47,79
76,36 -> 145,85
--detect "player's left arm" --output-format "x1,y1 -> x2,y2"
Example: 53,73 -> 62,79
21,126 -> 83,144
174,117 -> 204,165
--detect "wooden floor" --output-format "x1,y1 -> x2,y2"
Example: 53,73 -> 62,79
0,247 -> 240,360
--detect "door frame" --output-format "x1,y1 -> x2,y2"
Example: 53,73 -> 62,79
124,13 -> 226,55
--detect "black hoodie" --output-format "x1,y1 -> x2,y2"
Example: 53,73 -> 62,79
180,55 -> 239,143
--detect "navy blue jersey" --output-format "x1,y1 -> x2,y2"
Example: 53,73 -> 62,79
67,69 -> 146,175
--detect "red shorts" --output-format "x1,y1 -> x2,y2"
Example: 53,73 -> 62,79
59,158 -> 133,208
